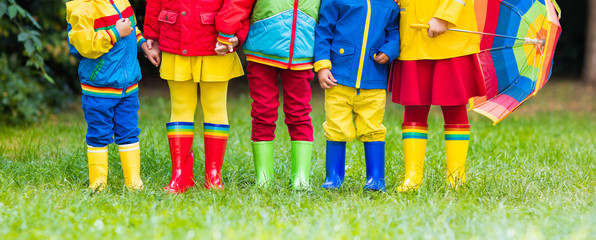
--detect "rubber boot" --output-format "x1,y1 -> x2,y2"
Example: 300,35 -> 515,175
322,141 -> 346,189
88,145 -> 108,191
397,122 -> 428,192
118,142 -> 144,190
165,122 -> 196,194
290,141 -> 313,190
363,141 -> 385,191
204,123 -> 229,189
445,124 -> 470,189
252,141 -> 274,187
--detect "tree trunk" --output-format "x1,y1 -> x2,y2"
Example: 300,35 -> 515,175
583,0 -> 596,86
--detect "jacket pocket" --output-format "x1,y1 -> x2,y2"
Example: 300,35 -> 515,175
200,12 -> 217,25
366,47 -> 389,82
158,10 -> 177,24
330,42 -> 356,78
89,59 -> 105,83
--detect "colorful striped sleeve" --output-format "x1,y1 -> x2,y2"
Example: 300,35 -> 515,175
135,26 -> 146,49
217,32 -> 236,45
67,9 -> 116,59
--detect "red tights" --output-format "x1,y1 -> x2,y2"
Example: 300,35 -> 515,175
404,105 -> 469,125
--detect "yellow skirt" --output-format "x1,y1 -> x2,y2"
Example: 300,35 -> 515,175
160,52 -> 244,82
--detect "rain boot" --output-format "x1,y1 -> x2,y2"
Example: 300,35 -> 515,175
322,141 -> 346,189
445,124 -> 470,189
118,142 -> 143,190
165,122 -> 196,194
204,123 -> 229,189
363,141 -> 385,191
397,122 -> 427,192
252,141 -> 274,187
290,141 -> 313,190
88,145 -> 108,191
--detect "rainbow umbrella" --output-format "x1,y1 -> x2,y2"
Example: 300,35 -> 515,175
470,0 -> 562,124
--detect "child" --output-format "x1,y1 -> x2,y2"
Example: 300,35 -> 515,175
243,0 -> 320,190
314,0 -> 400,190
389,0 -> 486,191
144,0 -> 255,192
66,0 -> 160,191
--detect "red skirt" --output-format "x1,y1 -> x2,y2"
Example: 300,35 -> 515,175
388,54 -> 486,106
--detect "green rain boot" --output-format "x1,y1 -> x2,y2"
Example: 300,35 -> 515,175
252,141 -> 274,187
290,141 -> 313,190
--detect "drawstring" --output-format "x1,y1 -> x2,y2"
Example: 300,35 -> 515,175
109,0 -> 123,18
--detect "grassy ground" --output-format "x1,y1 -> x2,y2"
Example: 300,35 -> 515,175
0,80 -> 595,239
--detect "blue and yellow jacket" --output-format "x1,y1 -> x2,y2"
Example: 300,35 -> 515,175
243,0 -> 320,70
314,0 -> 400,90
66,0 -> 146,98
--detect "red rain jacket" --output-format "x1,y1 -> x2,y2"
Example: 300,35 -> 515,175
144,0 -> 255,56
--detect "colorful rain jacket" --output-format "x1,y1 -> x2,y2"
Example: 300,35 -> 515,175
66,0 -> 146,98
314,0 -> 400,90
398,0 -> 480,60
243,0 -> 320,70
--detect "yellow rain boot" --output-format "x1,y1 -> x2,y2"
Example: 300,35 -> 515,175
119,142 -> 144,190
445,124 -> 470,189
88,145 -> 108,191
397,123 -> 427,192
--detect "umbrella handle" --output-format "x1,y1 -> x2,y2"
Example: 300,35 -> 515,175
410,23 -> 430,29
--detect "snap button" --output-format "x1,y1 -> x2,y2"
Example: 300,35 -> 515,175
182,49 -> 187,54
181,11 -> 186,16
374,53 -> 377,58
339,48 -> 345,54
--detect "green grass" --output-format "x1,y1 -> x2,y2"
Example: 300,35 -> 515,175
0,81 -> 595,239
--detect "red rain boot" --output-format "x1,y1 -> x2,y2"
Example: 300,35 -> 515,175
165,122 -> 196,193
203,123 -> 229,189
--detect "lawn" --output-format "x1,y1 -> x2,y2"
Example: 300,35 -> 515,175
0,80 -> 595,239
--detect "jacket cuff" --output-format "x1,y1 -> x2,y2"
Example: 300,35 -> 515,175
314,60 -> 332,72
379,45 -> 400,63
107,27 -> 121,45
217,32 -> 236,45
433,12 -> 458,26
136,33 -> 147,49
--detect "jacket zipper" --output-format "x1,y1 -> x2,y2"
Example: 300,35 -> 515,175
287,0 -> 299,69
355,0 -> 372,89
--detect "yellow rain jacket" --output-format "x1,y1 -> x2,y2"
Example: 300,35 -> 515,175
399,0 -> 480,60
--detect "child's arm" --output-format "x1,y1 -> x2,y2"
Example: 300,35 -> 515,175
143,0 -> 161,42
67,9 -> 132,59
376,7 -> 400,64
314,0 -> 339,89
433,0 -> 466,27
215,0 -> 256,46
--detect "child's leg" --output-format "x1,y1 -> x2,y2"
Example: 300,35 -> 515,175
82,95 -> 117,191
280,68 -> 314,190
398,105 -> 431,192
280,69 -> 314,141
247,62 -> 280,187
441,105 -> 470,188
354,89 -> 387,191
113,94 -> 143,190
322,85 -> 356,189
165,80 -> 198,193
199,81 -> 230,189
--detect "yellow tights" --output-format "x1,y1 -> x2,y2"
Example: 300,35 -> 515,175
168,81 -> 229,124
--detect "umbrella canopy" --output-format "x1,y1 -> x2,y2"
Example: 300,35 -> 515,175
470,0 -> 562,124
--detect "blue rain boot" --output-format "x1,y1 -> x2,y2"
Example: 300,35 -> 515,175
363,141 -> 385,191
322,141 -> 346,189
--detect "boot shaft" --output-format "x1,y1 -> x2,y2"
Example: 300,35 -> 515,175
363,141 -> 385,191
118,142 -> 143,190
252,141 -> 274,187
290,141 -> 313,190
322,141 -> 346,189
88,145 -> 108,191
203,123 -> 230,189
444,124 -> 470,186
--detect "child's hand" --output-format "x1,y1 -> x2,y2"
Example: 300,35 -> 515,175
318,68 -> 337,89
374,52 -> 390,64
141,42 -> 161,67
115,18 -> 133,38
427,18 -> 448,38
214,37 -> 240,56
